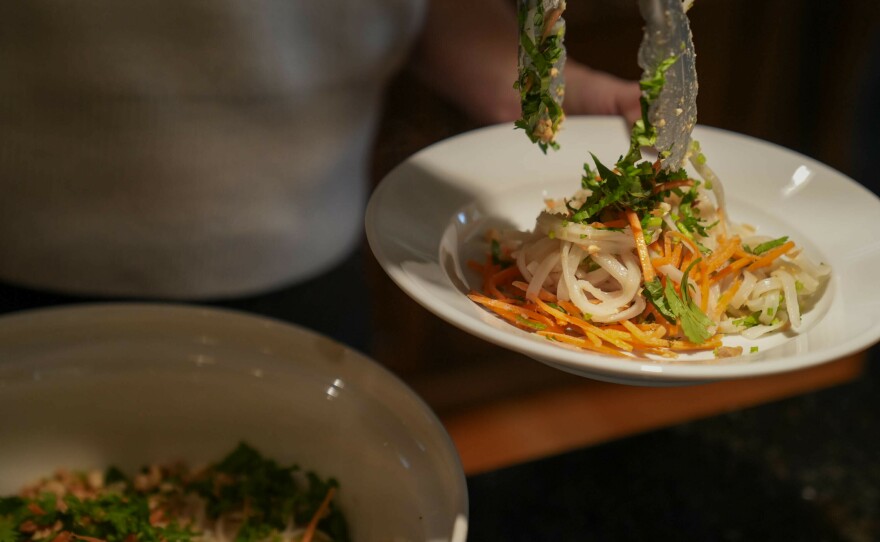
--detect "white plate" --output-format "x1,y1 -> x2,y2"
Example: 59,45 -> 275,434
0,304 -> 468,542
366,116 -> 880,385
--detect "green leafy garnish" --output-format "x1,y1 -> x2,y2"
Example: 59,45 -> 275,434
643,260 -> 714,343
0,516 -> 18,542
2,443 -> 350,542
733,312 -> 762,328
515,2 -> 566,153
744,236 -> 789,255
516,315 -> 548,330
547,302 -> 568,314
490,239 -> 512,268
564,54 -> 690,224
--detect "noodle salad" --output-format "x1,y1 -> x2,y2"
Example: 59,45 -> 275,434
469,51 -> 830,360
0,443 -> 349,542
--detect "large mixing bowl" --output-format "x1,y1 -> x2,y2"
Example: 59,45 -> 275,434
0,304 -> 468,542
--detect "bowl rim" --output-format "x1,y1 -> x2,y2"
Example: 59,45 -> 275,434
0,302 -> 470,536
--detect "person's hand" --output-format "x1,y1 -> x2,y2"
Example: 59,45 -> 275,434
563,62 -> 642,127
411,0 -> 642,127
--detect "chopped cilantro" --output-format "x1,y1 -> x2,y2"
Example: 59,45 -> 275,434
750,346 -> 759,353
733,312 -> 762,328
3,443 -> 350,542
565,53 -> 690,224
517,315 -> 548,330
671,260 -> 715,343
515,1 -> 566,152
643,260 -> 714,343
0,516 -> 18,542
547,302 -> 568,314
745,236 -> 789,255
490,239 -> 511,267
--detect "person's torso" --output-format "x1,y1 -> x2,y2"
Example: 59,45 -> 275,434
0,0 -> 425,298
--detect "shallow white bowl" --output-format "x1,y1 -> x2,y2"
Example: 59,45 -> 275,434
366,116 -> 880,385
0,304 -> 468,542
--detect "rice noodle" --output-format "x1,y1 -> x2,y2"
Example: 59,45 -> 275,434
473,151 -> 830,358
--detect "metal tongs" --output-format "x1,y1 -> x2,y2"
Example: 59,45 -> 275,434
637,0 -> 698,171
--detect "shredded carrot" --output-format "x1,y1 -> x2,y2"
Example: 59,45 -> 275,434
469,293 -> 562,331
671,242 -> 683,268
537,331 -> 633,357
705,236 -> 740,273
652,179 -> 693,194
302,486 -> 336,542
652,257 -> 673,271
665,231 -> 702,264
625,208 -> 656,282
620,320 -> 670,348
591,219 -> 628,229
712,278 -> 743,320
531,296 -> 635,351
486,264 -> 521,300
711,256 -> 752,284
669,336 -> 723,351
511,281 -> 556,301
747,240 -> 796,272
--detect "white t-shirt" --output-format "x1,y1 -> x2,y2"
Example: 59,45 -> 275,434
0,0 -> 425,298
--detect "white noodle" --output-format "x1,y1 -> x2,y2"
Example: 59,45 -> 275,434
527,250 -> 561,299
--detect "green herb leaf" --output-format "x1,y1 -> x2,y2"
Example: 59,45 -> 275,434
733,312 -> 762,328
745,236 -> 789,255
644,278 -> 676,323
0,516 -> 19,542
516,315 -> 548,330
652,260 -> 714,343
546,302 -> 567,314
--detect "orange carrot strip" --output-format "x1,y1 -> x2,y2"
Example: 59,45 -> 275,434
532,297 -> 634,351
652,180 -> 693,194
620,320 -> 670,348
486,265 -> 522,301
511,281 -> 556,301
537,331 -> 633,357
705,236 -> 741,273
712,278 -> 743,320
746,240 -> 796,272
469,293 -> 558,329
669,336 -> 723,351
625,208 -> 656,282
671,242 -> 683,268
652,257 -> 673,269
665,231 -> 702,264
302,486 -> 336,542
591,219 -> 628,229
711,256 -> 752,284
